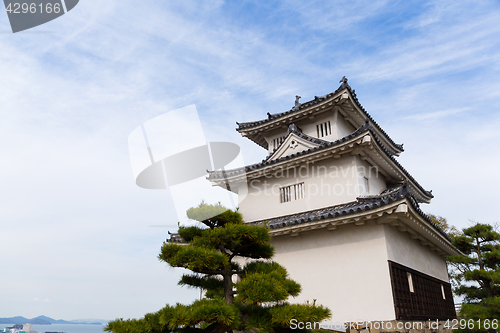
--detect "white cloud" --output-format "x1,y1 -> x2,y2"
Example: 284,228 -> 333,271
33,298 -> 51,302
404,107 -> 470,121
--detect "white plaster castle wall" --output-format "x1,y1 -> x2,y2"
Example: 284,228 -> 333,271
336,111 -> 356,138
298,109 -> 356,142
239,155 -> 391,222
354,156 -> 386,196
298,112 -> 335,139
271,223 -> 397,323
383,224 -> 449,282
239,155 -> 367,222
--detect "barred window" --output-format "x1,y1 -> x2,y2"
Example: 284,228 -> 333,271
407,272 -> 415,293
316,121 -> 331,138
280,183 -> 305,203
389,261 -> 456,320
272,136 -> 285,150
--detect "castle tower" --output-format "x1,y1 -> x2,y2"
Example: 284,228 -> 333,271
208,78 -> 460,323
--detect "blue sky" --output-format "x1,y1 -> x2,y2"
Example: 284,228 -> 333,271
1,0 -> 500,321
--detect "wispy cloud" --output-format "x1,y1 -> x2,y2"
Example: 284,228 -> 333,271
404,107 -> 470,121
351,2 -> 500,82
33,298 -> 51,302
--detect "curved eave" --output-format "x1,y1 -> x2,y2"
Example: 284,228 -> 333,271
360,129 -> 434,204
237,84 -> 404,156
247,196 -> 460,257
341,89 -> 404,156
209,124 -> 433,203
237,90 -> 346,150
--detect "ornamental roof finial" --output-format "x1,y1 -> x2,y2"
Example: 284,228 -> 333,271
339,76 -> 349,89
286,122 -> 301,135
292,95 -> 301,111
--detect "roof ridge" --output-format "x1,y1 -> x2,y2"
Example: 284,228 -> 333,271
236,83 -> 347,128
243,121 -> 370,171
345,85 -> 404,151
236,78 -> 404,154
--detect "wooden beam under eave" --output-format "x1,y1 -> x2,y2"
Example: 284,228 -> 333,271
390,221 -> 400,227
376,215 -> 398,224
398,225 -> 408,232
351,147 -> 365,156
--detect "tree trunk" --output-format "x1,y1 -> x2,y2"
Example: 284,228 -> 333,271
475,237 -> 493,298
223,271 -> 234,304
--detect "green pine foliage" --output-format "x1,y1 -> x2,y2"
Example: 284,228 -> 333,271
428,214 -> 461,237
447,223 -> 500,332
106,202 -> 330,333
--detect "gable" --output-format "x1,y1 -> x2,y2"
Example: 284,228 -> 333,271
268,133 -> 321,161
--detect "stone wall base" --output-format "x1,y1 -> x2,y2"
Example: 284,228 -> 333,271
345,320 -> 453,333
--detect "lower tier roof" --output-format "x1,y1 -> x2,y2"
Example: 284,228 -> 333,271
246,183 -> 450,243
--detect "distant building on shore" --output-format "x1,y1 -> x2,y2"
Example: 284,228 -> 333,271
3,324 -> 37,333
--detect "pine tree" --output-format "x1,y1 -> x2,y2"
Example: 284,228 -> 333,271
447,223 -> 500,330
427,214 -> 460,237
106,202 -> 330,333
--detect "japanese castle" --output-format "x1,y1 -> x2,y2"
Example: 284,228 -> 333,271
207,78 -> 460,323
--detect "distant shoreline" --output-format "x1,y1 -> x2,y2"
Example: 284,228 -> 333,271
0,323 -> 104,326
0,317 -> 107,326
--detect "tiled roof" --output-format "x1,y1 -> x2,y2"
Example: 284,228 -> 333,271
166,184 -> 450,245
208,120 -> 433,201
236,79 -> 403,152
167,231 -> 185,243
208,121 -> 371,179
246,183 -> 450,241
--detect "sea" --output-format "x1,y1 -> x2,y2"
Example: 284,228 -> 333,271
1,324 -> 107,333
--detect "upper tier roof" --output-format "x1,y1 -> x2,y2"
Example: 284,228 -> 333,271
236,78 -> 404,156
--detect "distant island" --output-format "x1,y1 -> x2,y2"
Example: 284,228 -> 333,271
0,316 -> 107,325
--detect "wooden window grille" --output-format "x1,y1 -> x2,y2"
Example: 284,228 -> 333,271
316,121 -> 331,138
280,183 -> 305,203
407,272 -> 415,293
388,261 -> 456,320
272,136 -> 285,150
